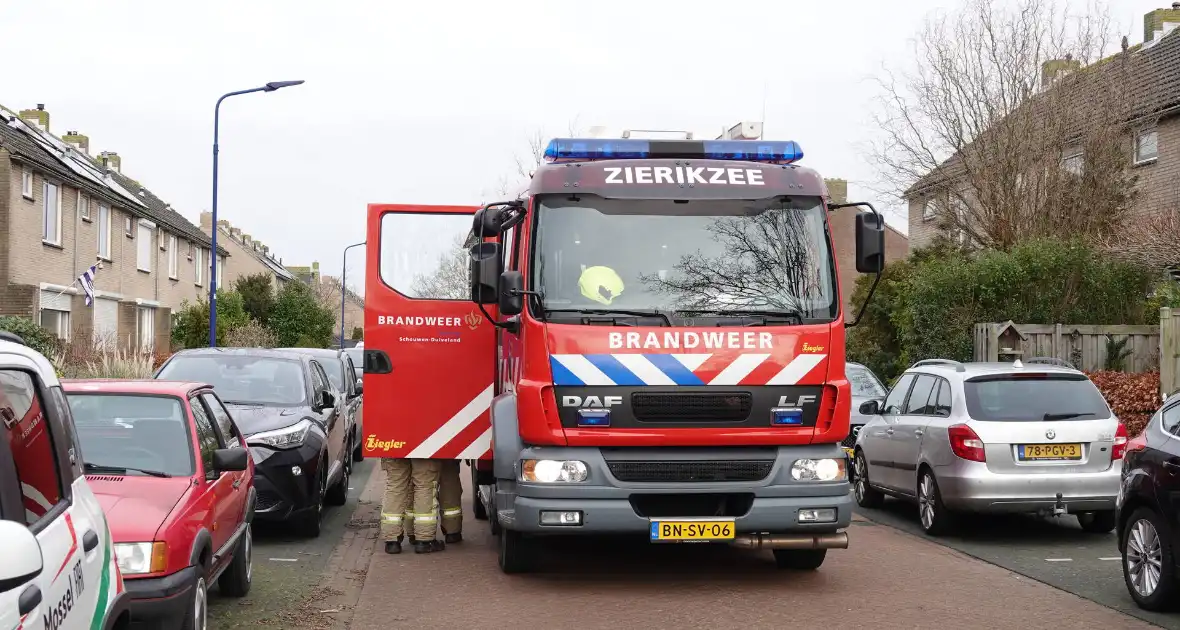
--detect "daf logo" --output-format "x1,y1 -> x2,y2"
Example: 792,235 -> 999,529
1045,429 -> 1056,440
777,394 -> 818,407
562,395 -> 623,408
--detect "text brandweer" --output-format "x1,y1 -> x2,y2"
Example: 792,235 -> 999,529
609,331 -> 774,350
378,315 -> 463,326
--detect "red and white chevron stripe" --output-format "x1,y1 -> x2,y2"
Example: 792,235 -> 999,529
406,384 -> 494,459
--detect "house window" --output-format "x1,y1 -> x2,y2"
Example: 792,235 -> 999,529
216,257 -> 224,287
125,216 -> 134,237
43,181 -> 61,245
1135,129 -> 1159,164
97,205 -> 111,260
78,193 -> 91,221
168,235 -> 179,279
137,306 -> 155,353
39,290 -> 72,341
21,168 -> 33,199
194,247 -> 203,286
1062,153 -> 1084,176
922,200 -> 935,221
136,222 -> 153,272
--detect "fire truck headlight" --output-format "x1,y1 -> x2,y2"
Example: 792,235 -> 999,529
521,459 -> 589,483
790,458 -> 846,482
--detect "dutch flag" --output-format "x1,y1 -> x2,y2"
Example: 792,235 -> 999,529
79,264 -> 98,307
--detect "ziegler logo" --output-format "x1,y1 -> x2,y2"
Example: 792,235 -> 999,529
366,435 -> 406,451
777,394 -> 818,407
464,311 -> 481,330
562,395 -> 623,408
801,342 -> 825,353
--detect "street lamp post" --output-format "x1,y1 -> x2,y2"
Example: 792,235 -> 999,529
209,80 -> 305,347
340,241 -> 366,349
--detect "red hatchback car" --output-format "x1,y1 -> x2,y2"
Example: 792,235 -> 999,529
64,379 -> 256,630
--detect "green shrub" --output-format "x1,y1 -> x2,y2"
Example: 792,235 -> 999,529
269,282 -> 336,348
171,290 -> 251,349
0,316 -> 60,360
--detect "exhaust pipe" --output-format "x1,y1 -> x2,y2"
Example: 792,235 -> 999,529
730,532 -> 849,550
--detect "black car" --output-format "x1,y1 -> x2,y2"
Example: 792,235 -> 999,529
276,347 -> 364,462
1116,392 -> 1180,611
155,348 -> 351,537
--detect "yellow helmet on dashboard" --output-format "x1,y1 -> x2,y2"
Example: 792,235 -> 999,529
579,266 -> 625,305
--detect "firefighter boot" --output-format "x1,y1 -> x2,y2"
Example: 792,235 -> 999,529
439,459 -> 464,544
410,458 -> 444,553
379,459 -> 413,554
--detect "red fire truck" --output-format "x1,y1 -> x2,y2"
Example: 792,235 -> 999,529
364,136 -> 885,573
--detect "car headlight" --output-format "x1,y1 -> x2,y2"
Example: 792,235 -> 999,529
247,419 -> 313,450
791,458 -> 847,482
520,459 -> 589,483
114,542 -> 167,575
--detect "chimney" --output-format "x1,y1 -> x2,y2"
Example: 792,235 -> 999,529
99,151 -> 121,174
1040,55 -> 1081,88
229,227 -> 242,240
200,211 -> 213,230
18,104 -> 49,132
1144,3 -> 1180,42
242,233 -> 253,248
62,130 -> 90,155
261,245 -> 270,256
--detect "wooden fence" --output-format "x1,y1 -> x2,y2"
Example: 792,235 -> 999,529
1163,308 -> 1180,398
973,322 -> 1161,373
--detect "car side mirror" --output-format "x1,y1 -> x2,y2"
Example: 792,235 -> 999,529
354,378 -> 363,395
854,211 -> 885,273
212,447 -> 249,472
859,399 -> 881,415
469,242 -> 503,304
0,521 -> 43,593
499,271 -> 524,316
319,390 -> 336,411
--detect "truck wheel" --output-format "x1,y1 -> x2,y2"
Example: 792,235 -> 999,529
498,528 -> 535,574
773,548 -> 827,570
471,466 -> 488,521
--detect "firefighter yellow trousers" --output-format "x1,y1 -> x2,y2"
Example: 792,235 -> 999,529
379,458 -> 412,541
409,458 -> 442,541
438,459 -> 463,534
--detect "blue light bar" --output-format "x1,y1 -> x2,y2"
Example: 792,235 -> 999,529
577,409 -> 611,427
543,138 -> 804,164
771,407 -> 804,426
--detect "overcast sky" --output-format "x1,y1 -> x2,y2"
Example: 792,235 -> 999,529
0,0 -> 1167,292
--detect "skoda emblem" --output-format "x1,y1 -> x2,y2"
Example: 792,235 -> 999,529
1045,429 -> 1056,440
851,425 -> 862,438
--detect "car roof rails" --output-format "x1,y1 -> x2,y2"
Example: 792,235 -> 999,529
0,331 -> 26,346
910,358 -> 966,373
1025,356 -> 1077,370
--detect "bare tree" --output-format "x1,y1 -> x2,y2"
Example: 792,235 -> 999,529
871,0 -> 1144,250
482,119 -> 584,201
409,234 -> 469,300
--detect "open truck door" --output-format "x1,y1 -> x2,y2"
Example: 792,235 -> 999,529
363,204 -> 495,460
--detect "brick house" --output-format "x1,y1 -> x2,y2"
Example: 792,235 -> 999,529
198,212 -> 295,289
825,178 -> 910,315
0,104 -> 229,352
907,5 -> 1180,250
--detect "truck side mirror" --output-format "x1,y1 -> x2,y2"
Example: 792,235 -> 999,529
499,271 -> 524,316
472,207 -> 504,236
854,211 -> 885,273
469,242 -> 503,304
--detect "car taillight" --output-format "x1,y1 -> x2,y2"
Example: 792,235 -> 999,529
1112,421 -> 1131,459
948,424 -> 986,462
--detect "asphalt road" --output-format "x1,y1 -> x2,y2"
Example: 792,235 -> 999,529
346,464 -> 1153,630
207,458 -> 377,629
854,497 -> 1180,629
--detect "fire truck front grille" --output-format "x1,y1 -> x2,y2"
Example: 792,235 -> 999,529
606,460 -> 774,483
631,392 -> 753,423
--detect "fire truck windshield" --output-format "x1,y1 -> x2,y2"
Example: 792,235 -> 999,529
531,195 -> 838,322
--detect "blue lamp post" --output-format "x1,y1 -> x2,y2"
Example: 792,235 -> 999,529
209,80 -> 305,346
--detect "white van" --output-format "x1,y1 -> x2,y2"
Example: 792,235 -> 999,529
0,334 -> 129,630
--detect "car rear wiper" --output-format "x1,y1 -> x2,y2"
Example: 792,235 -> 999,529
84,462 -> 171,478
1042,412 -> 1093,421
675,308 -> 803,325
544,308 -> 671,326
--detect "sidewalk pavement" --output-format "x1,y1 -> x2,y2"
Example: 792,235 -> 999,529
335,463 -> 1154,630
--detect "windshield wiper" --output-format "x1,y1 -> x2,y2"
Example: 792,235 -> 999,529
1042,412 -> 1094,421
84,462 -> 171,478
675,308 -> 804,325
544,308 -> 671,326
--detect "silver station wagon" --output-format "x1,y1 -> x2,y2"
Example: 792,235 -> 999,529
851,358 -> 1127,535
